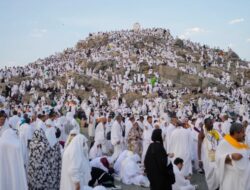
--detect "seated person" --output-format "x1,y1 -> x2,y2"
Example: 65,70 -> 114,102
89,141 -> 104,160
89,157 -> 121,190
120,153 -> 150,187
172,158 -> 198,190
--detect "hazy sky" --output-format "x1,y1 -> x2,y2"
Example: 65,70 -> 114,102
1,0 -> 250,68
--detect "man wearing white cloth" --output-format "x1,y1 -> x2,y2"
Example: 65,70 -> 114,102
120,153 -> 150,187
198,118 -> 220,190
93,117 -> 108,155
221,114 -> 231,136
172,158 -> 197,190
165,113 -> 178,153
18,115 -> 33,168
216,123 -> 250,190
8,110 -> 20,130
168,123 -> 193,177
88,109 -> 96,142
111,114 -> 124,162
141,115 -> 153,163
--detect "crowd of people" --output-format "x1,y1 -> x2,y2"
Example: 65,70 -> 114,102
0,27 -> 250,190
0,93 -> 250,190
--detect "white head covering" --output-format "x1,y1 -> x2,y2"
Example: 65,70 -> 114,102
0,128 -> 28,190
60,134 -> 91,189
120,152 -> 142,185
70,118 -> 80,132
45,127 -> 57,147
65,129 -> 80,147
0,120 -> 9,137
114,150 -> 133,174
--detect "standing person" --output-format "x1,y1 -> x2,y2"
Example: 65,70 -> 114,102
8,110 -> 20,130
198,118 -> 220,190
46,131 -> 62,189
244,120 -> 250,151
190,117 -> 203,172
60,134 -> 91,190
165,113 -> 178,153
0,127 -> 28,190
168,122 -> 193,177
137,115 -> 144,130
18,114 -> 33,168
27,128 -> 51,189
144,129 -> 175,190
105,113 -> 114,154
92,117 -> 108,157
125,115 -> 135,142
95,117 -> 107,144
88,108 -> 96,142
127,121 -> 143,155
221,114 -> 231,136
35,112 -> 47,132
0,110 -> 9,137
216,123 -> 250,190
111,114 -> 124,162
142,116 -> 153,163
45,117 -> 58,147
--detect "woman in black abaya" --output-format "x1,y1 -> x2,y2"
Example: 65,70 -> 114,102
144,128 -> 175,190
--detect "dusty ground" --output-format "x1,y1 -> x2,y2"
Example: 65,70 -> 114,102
115,172 -> 208,190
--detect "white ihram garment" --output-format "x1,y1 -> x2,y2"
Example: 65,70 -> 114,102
60,134 -> 91,190
169,127 -> 193,177
0,128 -> 28,190
216,139 -> 250,190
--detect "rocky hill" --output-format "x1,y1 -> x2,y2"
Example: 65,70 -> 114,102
1,27 -> 250,105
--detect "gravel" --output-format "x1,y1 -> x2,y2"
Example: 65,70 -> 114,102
113,172 -> 208,190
